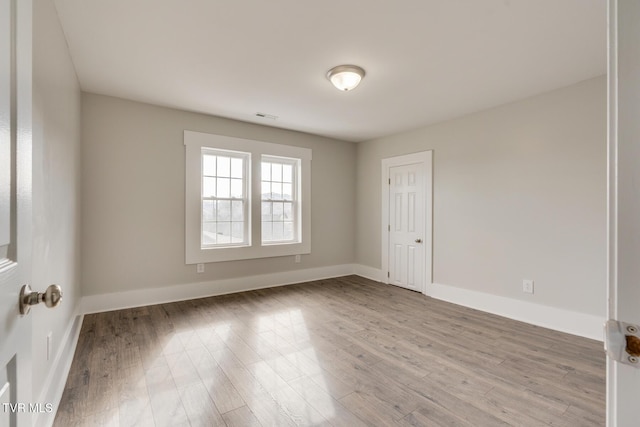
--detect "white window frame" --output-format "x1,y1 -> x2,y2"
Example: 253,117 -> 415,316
201,148 -> 251,248
261,155 -> 300,245
185,130 -> 311,264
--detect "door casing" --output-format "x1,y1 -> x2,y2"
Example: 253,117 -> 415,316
606,1 -> 640,425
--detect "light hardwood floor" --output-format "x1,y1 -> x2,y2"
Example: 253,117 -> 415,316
54,276 -> 605,426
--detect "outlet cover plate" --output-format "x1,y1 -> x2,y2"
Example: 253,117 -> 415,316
523,279 -> 534,294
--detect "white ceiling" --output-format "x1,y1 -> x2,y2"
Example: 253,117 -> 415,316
52,0 -> 606,142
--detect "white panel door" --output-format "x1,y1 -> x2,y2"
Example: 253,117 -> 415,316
388,164 -> 424,292
0,0 -> 33,425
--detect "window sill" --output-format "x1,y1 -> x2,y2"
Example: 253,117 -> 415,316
186,240 -> 311,264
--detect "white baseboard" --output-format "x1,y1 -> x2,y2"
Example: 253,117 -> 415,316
35,305 -> 84,427
352,264 -> 385,282
81,264 -> 355,314
80,263 -> 605,341
427,282 -> 605,341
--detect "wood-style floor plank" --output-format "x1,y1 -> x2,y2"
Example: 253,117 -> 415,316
221,405 -> 261,427
53,276 -> 605,426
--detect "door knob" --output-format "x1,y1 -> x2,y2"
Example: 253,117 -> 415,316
19,284 -> 63,315
415,238 -> 422,243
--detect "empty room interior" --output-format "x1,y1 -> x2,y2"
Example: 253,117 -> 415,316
6,0 -> 634,426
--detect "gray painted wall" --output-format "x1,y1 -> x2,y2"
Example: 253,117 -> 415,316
81,94 -> 357,296
356,76 -> 607,317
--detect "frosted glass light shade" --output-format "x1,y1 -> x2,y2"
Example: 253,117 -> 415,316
327,65 -> 365,91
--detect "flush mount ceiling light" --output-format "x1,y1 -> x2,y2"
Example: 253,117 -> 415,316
326,65 -> 365,91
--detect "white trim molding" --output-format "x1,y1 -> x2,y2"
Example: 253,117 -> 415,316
80,265 -> 605,341
81,264 -> 353,314
36,305 -> 84,427
428,282 -> 605,341
353,264 -> 385,283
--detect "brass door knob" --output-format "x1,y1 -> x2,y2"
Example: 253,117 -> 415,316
19,284 -> 63,315
415,238 -> 422,243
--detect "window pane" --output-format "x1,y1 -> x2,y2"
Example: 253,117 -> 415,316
217,222 -> 231,244
262,182 -> 271,199
262,162 -> 271,181
272,163 -> 282,181
194,145 -> 258,251
217,156 -> 230,177
231,201 -> 243,221
262,222 -> 272,241
283,202 -> 292,220
272,183 -> 282,200
203,222 -> 216,245
217,178 -> 230,198
203,177 -> 216,197
203,155 -> 216,176
231,158 -> 243,179
217,200 -> 231,221
261,202 -> 272,221
230,178 -> 243,198
231,222 -> 244,242
203,200 -> 215,221
282,183 -> 292,201
282,164 -> 292,183
273,202 -> 283,220
272,222 -> 284,241
283,222 -> 294,240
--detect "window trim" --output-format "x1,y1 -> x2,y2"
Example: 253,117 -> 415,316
185,131 -> 311,264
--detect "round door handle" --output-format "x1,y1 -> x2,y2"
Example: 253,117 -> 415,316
415,238 -> 422,243
19,284 -> 63,315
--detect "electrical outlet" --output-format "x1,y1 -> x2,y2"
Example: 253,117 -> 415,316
295,255 -> 301,263
522,279 -> 534,294
46,332 -> 52,361
196,263 -> 205,273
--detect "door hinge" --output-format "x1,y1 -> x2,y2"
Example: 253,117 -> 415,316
604,320 -> 640,367
388,225 -> 390,232
388,178 -> 391,185
387,272 -> 390,278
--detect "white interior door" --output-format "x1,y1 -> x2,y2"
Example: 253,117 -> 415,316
388,163 -> 424,292
607,1 -> 640,426
382,151 -> 433,294
0,0 -> 33,425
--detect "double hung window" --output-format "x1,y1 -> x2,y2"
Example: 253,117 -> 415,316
261,157 -> 299,244
185,131 -> 311,263
201,150 -> 249,247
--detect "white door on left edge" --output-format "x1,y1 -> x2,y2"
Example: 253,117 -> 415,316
606,1 -> 640,425
0,0 -> 33,425
388,163 -> 424,292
